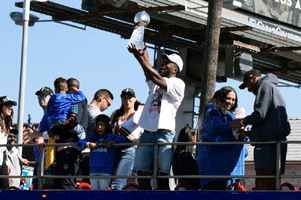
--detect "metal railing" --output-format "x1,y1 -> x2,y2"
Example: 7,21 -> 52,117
0,140 -> 296,190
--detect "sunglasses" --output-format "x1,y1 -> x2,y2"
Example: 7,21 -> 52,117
37,94 -> 48,99
8,135 -> 17,138
103,97 -> 111,107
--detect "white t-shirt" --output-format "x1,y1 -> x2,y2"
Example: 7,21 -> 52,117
86,105 -> 103,137
6,147 -> 22,188
115,106 -> 144,139
0,126 -> 8,165
138,77 -> 185,133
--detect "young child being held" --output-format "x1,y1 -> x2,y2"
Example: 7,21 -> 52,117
77,114 -> 127,190
40,77 -> 86,141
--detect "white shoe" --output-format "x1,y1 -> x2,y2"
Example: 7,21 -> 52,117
81,148 -> 90,156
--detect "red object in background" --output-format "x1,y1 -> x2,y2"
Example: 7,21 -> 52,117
227,182 -> 246,191
77,182 -> 91,190
35,137 -> 44,149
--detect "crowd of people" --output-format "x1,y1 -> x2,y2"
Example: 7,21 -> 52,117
0,44 -> 291,191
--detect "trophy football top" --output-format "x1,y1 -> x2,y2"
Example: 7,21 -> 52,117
134,11 -> 150,26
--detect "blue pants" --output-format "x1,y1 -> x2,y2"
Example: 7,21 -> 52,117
111,146 -> 136,190
90,173 -> 111,190
133,130 -> 175,174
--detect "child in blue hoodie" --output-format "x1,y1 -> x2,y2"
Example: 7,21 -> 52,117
40,77 -> 86,141
77,114 -> 127,190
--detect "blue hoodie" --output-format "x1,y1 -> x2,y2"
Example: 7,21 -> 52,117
197,103 -> 247,189
37,112 -> 51,133
77,133 -> 127,174
40,91 -> 85,128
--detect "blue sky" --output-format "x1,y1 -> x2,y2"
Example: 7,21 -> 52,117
1,0 -> 300,129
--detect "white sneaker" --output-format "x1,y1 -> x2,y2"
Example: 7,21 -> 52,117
81,148 -> 90,156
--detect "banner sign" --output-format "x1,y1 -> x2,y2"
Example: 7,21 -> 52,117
248,17 -> 301,39
227,0 -> 301,28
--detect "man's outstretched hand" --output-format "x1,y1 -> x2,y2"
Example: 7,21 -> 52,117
127,43 -> 147,56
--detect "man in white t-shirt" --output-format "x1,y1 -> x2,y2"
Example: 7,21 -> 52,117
128,44 -> 185,190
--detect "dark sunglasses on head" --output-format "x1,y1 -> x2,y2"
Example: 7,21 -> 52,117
37,94 -> 48,99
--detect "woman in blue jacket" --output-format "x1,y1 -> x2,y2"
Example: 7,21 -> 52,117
77,114 -> 127,190
197,86 -> 247,190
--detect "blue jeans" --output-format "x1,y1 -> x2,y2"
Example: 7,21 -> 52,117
133,130 -> 174,174
111,146 -> 136,190
90,173 -> 111,190
71,124 -> 85,140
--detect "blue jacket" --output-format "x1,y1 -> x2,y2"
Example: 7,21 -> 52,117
77,133 -> 127,174
197,103 -> 247,189
35,111 -> 51,163
43,91 -> 85,126
37,112 -> 51,133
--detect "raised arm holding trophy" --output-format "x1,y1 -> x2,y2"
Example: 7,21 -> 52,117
127,11 -> 150,50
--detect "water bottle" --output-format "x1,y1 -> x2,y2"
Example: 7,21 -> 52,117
28,114 -> 33,129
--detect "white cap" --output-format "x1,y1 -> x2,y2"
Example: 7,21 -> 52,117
162,53 -> 183,72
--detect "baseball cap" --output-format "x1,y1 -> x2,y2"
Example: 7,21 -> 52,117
35,87 -> 53,96
239,69 -> 261,89
120,88 -> 135,97
162,53 -> 183,72
0,96 -> 17,106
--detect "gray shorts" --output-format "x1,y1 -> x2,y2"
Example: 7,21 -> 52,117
254,143 -> 287,174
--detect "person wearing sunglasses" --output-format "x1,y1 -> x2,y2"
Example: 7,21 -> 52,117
80,89 -> 114,185
86,89 -> 114,137
27,86 -> 53,186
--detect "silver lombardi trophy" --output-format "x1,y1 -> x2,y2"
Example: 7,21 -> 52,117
128,11 -> 150,50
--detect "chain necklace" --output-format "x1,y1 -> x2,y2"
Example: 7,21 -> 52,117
121,112 -> 135,122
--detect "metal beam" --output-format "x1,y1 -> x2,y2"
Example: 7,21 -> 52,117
53,5 -> 185,21
261,46 -> 301,53
156,25 -> 252,37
